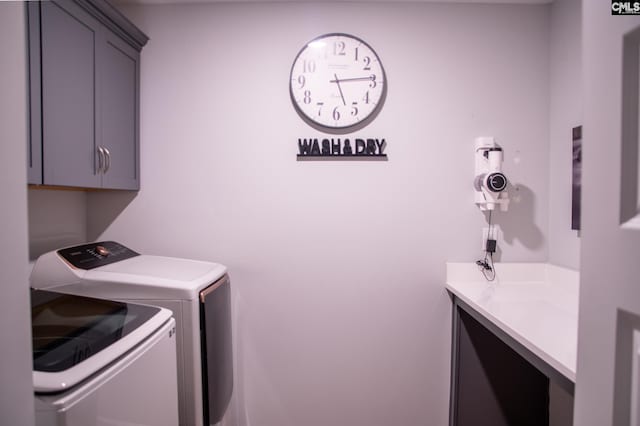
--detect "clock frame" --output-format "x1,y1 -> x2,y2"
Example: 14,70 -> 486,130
289,33 -> 387,132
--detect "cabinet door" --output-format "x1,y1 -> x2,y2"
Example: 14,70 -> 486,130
41,0 -> 101,188
99,31 -> 140,190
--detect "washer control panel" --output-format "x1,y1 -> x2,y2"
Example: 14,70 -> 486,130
57,241 -> 139,270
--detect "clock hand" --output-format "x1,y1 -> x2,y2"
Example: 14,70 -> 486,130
329,76 -> 374,83
333,73 -> 347,106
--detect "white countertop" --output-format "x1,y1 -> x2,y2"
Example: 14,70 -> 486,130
446,262 -> 579,382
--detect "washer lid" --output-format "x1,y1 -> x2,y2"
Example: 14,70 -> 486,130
32,289 -> 171,393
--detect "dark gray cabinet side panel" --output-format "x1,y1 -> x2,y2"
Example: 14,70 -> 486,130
41,1 -> 101,188
100,32 -> 139,190
27,2 -> 42,185
455,308 -> 549,426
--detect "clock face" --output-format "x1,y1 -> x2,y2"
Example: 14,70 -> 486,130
289,33 -> 386,131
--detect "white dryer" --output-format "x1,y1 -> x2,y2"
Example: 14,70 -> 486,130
31,241 -> 233,426
32,289 -> 179,426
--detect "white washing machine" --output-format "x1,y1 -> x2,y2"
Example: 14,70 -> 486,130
31,241 -> 233,426
31,288 -> 179,426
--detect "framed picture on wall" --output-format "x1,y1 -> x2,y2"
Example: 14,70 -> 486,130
571,125 -> 582,230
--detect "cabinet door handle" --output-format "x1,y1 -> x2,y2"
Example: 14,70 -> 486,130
103,146 -> 111,174
97,146 -> 105,173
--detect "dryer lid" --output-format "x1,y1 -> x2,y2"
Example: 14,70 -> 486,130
31,241 -> 228,300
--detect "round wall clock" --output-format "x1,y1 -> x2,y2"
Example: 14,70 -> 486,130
289,33 -> 387,132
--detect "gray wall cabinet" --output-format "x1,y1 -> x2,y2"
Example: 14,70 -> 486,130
27,0 -> 147,190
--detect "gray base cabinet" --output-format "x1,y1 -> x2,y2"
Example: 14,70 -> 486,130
27,0 -> 147,190
452,307 -> 549,426
449,297 -> 574,426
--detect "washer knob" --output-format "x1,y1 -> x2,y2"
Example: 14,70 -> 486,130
96,245 -> 110,256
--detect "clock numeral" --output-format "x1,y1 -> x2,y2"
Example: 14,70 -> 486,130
354,47 -> 359,62
317,102 -> 324,117
297,75 -> 306,89
334,41 -> 346,56
303,90 -> 311,104
369,74 -> 377,89
333,106 -> 341,121
362,56 -> 371,71
303,59 -> 316,73
351,102 -> 358,116
362,91 -> 370,104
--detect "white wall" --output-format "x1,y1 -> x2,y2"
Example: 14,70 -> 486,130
0,3 -> 35,425
28,189 -> 88,260
548,0 -> 581,269
90,3 -> 550,425
547,0 -> 581,420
